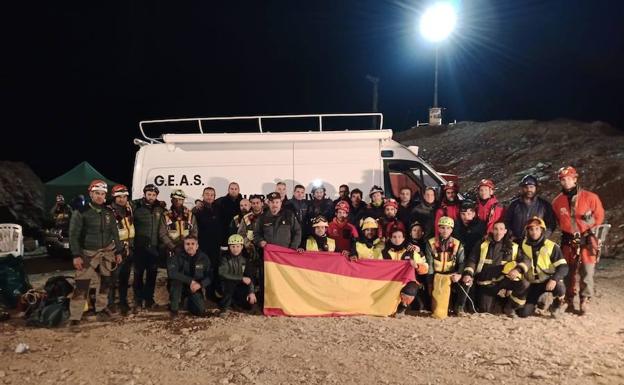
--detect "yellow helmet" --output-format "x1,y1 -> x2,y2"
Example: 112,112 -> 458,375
360,217 -> 378,230
170,189 -> 187,200
525,216 -> 546,230
227,234 -> 244,245
438,216 -> 455,228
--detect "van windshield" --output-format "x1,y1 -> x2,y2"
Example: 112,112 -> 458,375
384,160 -> 444,200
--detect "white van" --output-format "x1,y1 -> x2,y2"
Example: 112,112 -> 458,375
131,114 -> 453,204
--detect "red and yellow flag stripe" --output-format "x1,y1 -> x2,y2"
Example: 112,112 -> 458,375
263,244 -> 416,317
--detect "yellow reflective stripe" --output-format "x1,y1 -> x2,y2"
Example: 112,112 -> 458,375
306,237 -> 319,251
477,241 -> 489,274
552,259 -> 567,267
484,259 -> 493,263
510,295 -> 526,306
511,243 -> 519,259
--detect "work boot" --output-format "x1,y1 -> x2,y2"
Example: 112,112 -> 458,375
394,304 -> 407,319
579,297 -> 590,315
549,298 -> 564,319
169,310 -> 179,319
144,300 -> 158,310
96,309 -> 113,322
67,320 -> 81,331
119,303 -> 130,316
503,302 -> 518,319
565,298 -> 575,314
217,308 -> 230,318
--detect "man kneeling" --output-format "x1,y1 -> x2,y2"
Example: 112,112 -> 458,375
167,235 -> 212,317
218,234 -> 258,316
516,217 -> 569,318
462,221 -> 529,317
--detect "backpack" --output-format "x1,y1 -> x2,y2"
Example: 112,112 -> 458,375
26,276 -> 73,328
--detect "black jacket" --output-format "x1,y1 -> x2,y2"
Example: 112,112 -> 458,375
216,194 -> 243,245
504,196 -> 556,241
253,209 -> 302,249
218,252 -> 257,294
167,249 -> 212,289
452,218 -> 487,258
194,202 -> 223,259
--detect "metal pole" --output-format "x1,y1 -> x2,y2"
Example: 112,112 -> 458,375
433,46 -> 439,108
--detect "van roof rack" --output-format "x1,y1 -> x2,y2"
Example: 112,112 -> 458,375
138,113 -> 384,143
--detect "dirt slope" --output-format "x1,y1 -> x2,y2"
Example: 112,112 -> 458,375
395,119 -> 624,256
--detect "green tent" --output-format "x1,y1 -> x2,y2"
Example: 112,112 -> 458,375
45,162 -> 119,209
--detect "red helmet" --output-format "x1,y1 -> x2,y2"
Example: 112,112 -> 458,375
384,198 -> 398,210
478,179 -> 495,190
558,166 -> 578,179
442,181 -> 459,193
88,179 -> 108,193
112,184 -> 129,197
335,200 -> 350,214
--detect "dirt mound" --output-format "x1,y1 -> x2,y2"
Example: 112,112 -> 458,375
0,161 -> 46,237
395,119 -> 624,256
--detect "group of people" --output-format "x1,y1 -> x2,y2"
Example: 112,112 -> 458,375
63,164 -> 604,325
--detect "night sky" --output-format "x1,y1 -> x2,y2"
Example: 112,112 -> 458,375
5,1 -> 624,185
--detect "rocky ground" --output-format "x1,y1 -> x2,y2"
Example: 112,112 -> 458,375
2,119 -> 623,385
1,258 -> 623,385
395,119 -> 624,256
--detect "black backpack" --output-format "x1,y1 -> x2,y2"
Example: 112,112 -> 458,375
26,276 -> 73,328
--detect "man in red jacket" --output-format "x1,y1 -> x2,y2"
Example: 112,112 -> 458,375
327,201 -> 359,257
434,181 -> 461,238
552,166 -> 605,315
476,179 -> 504,234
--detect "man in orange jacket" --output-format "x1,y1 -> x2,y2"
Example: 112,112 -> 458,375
552,166 -> 605,315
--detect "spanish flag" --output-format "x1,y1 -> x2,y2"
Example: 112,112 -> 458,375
263,245 -> 415,317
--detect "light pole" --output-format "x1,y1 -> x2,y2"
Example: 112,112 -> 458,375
419,2 -> 457,125
366,74 -> 380,128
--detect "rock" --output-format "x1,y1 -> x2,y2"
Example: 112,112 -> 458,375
530,370 -> 549,379
15,343 -> 29,354
172,353 -> 181,359
132,367 -> 142,375
0,371 -> 5,378
185,350 -> 199,358
464,351 -> 481,359
492,358 -> 512,365
220,378 -> 229,384
482,373 -> 495,380
228,334 -> 242,342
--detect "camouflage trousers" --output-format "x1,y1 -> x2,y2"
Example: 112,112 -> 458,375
69,244 -> 116,321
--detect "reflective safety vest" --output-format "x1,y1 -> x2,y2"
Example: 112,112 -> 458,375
474,240 -> 519,285
305,236 -> 336,252
165,209 -> 193,241
477,241 -> 520,272
521,239 -> 565,283
111,204 -> 135,241
242,212 -> 259,241
428,237 -> 461,273
384,247 -> 429,275
355,238 -> 384,259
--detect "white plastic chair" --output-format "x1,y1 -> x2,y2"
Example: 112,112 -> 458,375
0,223 -> 24,258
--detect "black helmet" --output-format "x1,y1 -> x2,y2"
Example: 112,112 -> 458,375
519,175 -> 538,187
460,199 -> 476,212
143,184 -> 160,194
